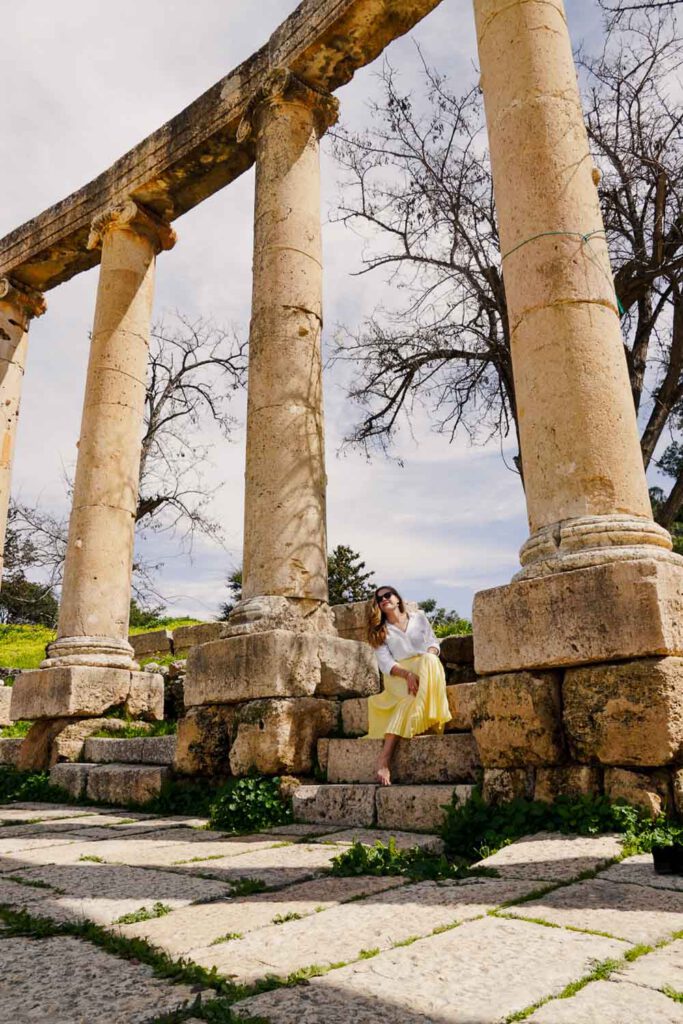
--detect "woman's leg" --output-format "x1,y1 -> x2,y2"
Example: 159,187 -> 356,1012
376,732 -> 400,786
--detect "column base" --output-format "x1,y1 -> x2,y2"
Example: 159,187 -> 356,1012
224,594 -> 336,637
178,628 -> 378,777
10,666 -> 163,721
473,557 -> 683,674
42,635 -> 138,670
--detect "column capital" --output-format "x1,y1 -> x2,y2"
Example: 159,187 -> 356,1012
0,277 -> 46,321
237,67 -> 339,144
87,199 -> 176,255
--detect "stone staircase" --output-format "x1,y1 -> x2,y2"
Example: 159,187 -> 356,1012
50,735 -> 176,805
292,633 -> 482,833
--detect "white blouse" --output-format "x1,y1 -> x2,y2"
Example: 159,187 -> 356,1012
375,610 -> 441,676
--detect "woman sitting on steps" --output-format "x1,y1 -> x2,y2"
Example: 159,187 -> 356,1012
366,586 -> 451,786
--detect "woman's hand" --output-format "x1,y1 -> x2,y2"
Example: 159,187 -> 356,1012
405,671 -> 419,696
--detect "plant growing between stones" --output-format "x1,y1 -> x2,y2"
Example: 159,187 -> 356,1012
272,911 -> 302,925
330,837 -> 498,881
114,902 -> 173,925
208,775 -> 293,833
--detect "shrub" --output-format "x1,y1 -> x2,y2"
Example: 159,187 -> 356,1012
209,775 -> 293,833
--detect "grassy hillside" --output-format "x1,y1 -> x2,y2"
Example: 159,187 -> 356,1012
0,618 -> 202,672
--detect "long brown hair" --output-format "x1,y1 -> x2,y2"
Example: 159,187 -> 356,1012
368,586 -> 406,648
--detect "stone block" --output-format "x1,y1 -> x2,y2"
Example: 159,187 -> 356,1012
446,682 -> 477,731
473,558 -> 683,674
331,601 -> 371,642
483,768 -> 534,804
129,629 -> 172,658
317,636 -> 379,698
50,762 -> 94,799
534,766 -> 601,803
173,621 -> 225,653
292,783 -> 376,826
0,738 -> 22,765
440,634 -> 474,664
83,736 -> 176,765
604,767 -> 671,817
16,719 -> 73,771
341,697 -> 368,736
445,663 -> 477,685
563,657 -> 683,766
317,737 -> 330,774
376,784 -> 473,832
326,734 -> 480,784
125,671 -> 164,721
184,629 -> 377,707
9,666 -> 163,720
675,769 -> 683,816
472,671 -> 565,767
0,686 -> 11,727
85,764 -> 170,805
51,717 -> 130,767
174,705 -> 233,776
229,698 -> 338,776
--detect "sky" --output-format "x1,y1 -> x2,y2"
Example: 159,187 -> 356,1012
1,0 -> 607,621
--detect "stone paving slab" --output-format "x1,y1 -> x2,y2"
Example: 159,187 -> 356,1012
505,878 -> 683,944
265,823 -> 347,837
120,875 -> 408,957
3,861 -> 231,925
0,803 -> 97,822
313,828 -> 444,852
171,841 -> 342,888
476,831 -> 623,880
527,979 -> 683,1022
233,916 -> 626,1023
0,829 -> 287,870
192,877 -> 543,982
614,938 -> 683,993
0,935 -> 203,1023
600,853 -> 683,891
0,876 -> 56,912
0,833 -> 88,856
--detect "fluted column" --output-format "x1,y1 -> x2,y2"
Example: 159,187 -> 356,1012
239,69 -> 338,604
0,279 -> 45,574
474,0 -> 673,579
44,200 -> 175,669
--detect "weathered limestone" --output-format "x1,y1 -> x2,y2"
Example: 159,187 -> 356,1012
0,278 -> 45,571
0,685 -> 11,727
10,667 -> 163,722
174,705 -> 233,776
563,657 -> 683,766
293,783 -> 376,826
0,737 -> 22,765
534,767 -> 601,804
239,69 -> 338,610
229,697 -> 338,775
375,784 -> 472,832
472,671 -> 565,767
446,681 -> 477,731
183,630 -> 378,706
325,735 -> 480,784
604,767 -> 671,817
50,762 -> 93,799
44,201 -> 174,674
172,622 -> 224,654
85,763 -> 171,805
675,769 -> 683,816
482,768 -> 534,805
129,629 -> 172,659
83,736 -> 176,765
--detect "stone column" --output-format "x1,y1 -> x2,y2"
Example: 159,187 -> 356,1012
0,278 -> 46,573
474,0 -> 671,579
11,201 -> 174,731
44,200 -> 175,669
236,69 -> 338,623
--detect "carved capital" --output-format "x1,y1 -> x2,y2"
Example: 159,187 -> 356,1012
0,277 -> 46,321
237,68 -> 339,143
87,199 -> 176,254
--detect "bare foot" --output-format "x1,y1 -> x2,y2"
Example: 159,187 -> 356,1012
376,765 -> 391,786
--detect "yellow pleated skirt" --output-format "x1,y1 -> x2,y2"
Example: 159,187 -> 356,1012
365,652 -> 452,739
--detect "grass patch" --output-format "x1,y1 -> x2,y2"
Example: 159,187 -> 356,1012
330,837 -> 499,882
209,932 -> 243,945
272,911 -> 302,925
91,720 -> 177,739
0,720 -> 32,738
228,877 -> 268,897
0,624 -> 54,670
663,986 -> 683,1003
0,766 -> 73,805
128,618 -> 202,636
114,902 -> 173,925
78,855 -> 104,864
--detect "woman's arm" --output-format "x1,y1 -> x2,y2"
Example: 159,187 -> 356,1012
418,610 -> 440,655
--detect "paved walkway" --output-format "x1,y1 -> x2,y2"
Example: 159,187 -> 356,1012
0,802 -> 682,1023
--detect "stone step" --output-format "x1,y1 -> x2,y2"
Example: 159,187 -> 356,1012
324,734 -> 481,785
50,761 -> 170,804
0,737 -> 22,765
293,782 -> 474,831
83,735 -> 176,765
341,681 -> 477,737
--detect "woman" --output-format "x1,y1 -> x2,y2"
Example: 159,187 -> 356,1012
366,586 -> 451,785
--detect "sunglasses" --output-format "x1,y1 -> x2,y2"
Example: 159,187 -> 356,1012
376,591 -> 395,603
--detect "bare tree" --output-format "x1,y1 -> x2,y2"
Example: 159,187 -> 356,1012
331,10 -> 683,521
6,312 -> 247,604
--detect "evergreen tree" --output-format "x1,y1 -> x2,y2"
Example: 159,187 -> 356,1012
327,545 -> 375,605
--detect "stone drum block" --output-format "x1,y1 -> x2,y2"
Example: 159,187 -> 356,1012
472,671 -> 565,767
